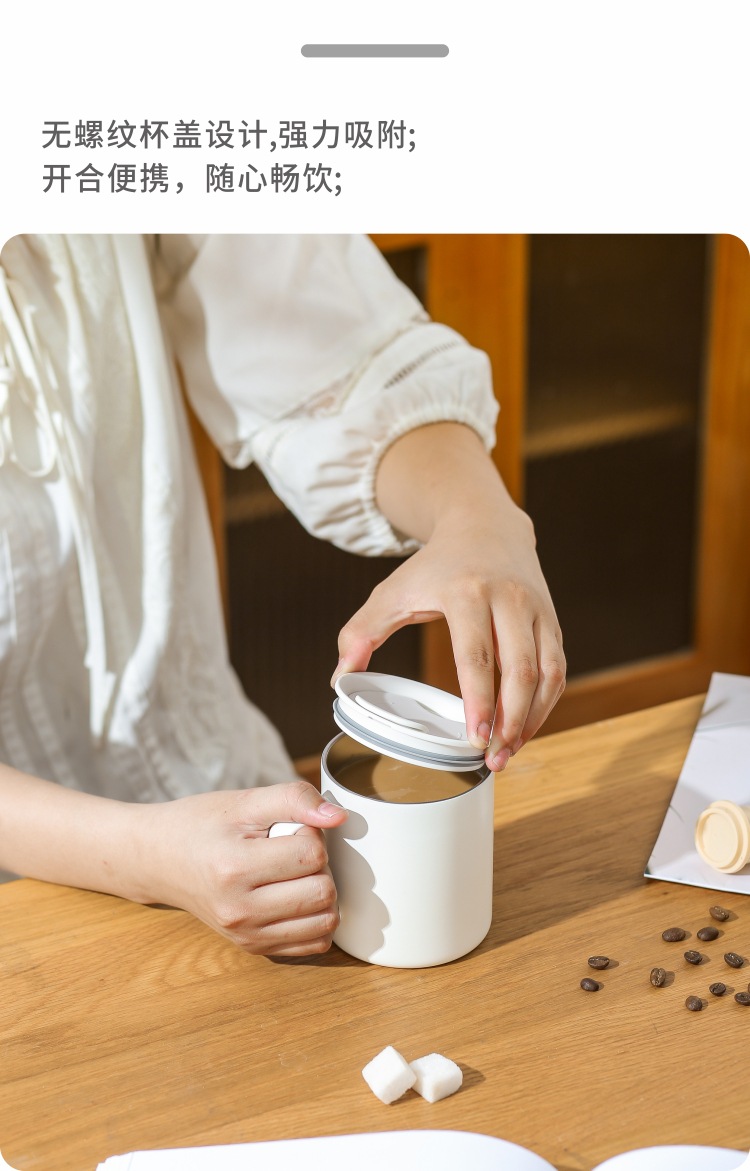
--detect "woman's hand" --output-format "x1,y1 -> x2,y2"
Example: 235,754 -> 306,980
334,423 -> 566,770
0,765 -> 348,959
148,781 -> 348,956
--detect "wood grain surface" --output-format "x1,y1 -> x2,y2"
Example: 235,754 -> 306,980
2,695 -> 749,1171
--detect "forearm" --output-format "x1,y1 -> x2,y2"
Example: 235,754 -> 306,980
0,762 -> 157,904
375,421 -> 532,545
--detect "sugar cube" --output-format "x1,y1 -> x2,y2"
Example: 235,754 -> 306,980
409,1052 -> 463,1103
361,1045 -> 416,1104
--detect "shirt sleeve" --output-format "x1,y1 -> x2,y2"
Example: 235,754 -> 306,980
154,234 -> 499,557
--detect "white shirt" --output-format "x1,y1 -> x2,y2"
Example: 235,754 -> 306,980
0,234 -> 498,818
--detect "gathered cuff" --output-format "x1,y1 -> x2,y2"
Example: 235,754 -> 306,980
248,323 -> 499,557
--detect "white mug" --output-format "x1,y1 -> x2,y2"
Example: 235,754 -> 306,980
270,672 -> 496,968
320,733 -> 494,968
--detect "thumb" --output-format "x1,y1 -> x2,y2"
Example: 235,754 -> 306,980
252,780 -> 348,831
332,580 -> 415,686
331,623 -> 378,687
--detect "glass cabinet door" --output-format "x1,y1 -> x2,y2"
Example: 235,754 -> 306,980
524,235 -> 709,677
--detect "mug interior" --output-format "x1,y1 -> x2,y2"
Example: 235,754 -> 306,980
323,733 -> 489,806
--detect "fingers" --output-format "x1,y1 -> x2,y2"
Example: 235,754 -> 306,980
486,615 -> 541,767
332,572 -> 440,684
246,824 -> 332,887
233,912 -> 340,957
443,583 -> 565,770
217,862 -> 341,956
335,586 -> 566,770
511,625 -> 566,749
331,543 -> 566,773
487,617 -> 566,770
238,779 -> 348,834
164,786 -> 348,959
249,868 -> 338,930
265,938 -> 336,958
444,597 -> 496,751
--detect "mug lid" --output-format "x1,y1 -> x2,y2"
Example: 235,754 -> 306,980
694,800 -> 750,874
332,671 -> 485,771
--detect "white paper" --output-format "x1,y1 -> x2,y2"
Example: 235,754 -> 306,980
645,673 -> 750,894
92,1135 -> 749,1171
595,1146 -> 747,1171
94,1131 -> 552,1170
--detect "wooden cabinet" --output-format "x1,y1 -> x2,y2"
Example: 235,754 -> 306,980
192,234 -> 750,752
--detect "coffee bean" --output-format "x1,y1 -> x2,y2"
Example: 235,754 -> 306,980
709,905 -> 731,921
662,927 -> 687,942
697,926 -> 719,942
650,967 -> 667,987
724,952 -> 745,969
734,992 -> 750,1006
709,982 -> 727,997
587,956 -> 610,970
685,996 -> 703,1012
684,950 -> 703,965
580,978 -> 600,992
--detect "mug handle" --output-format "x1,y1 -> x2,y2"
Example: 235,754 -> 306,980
268,821 -> 304,838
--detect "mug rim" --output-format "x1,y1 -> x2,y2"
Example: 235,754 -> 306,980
321,732 -> 492,807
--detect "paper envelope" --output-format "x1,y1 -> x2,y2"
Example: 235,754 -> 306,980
646,672 -> 750,894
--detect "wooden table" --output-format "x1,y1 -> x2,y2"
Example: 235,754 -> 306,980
1,695 -> 748,1171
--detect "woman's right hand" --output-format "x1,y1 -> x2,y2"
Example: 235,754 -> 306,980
146,781 -> 348,957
